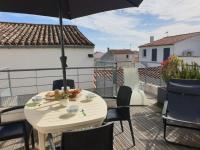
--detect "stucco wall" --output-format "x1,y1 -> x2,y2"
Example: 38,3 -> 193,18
174,35 -> 200,56
100,53 -> 114,62
0,47 -> 94,96
139,45 -> 174,64
139,35 -> 200,64
0,47 -> 94,69
113,54 -> 133,62
179,56 -> 200,65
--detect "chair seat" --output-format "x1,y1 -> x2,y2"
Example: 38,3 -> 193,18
106,108 -> 123,121
0,122 -> 30,141
0,123 -> 23,140
163,114 -> 200,128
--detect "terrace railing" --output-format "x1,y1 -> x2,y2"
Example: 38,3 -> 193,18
136,62 -> 165,86
0,66 -> 118,107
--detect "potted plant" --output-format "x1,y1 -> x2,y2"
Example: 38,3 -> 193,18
157,55 -> 200,104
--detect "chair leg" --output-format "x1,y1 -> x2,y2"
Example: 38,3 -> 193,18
24,136 -> 30,150
162,122 -> 200,149
163,119 -> 167,141
128,120 -> 135,146
120,121 -> 124,132
31,130 -> 35,149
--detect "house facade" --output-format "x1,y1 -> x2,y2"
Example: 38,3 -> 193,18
98,49 -> 139,67
139,32 -> 200,66
0,22 -> 95,96
0,22 -> 94,69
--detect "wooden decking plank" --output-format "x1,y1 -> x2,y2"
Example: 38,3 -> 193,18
0,104 -> 199,150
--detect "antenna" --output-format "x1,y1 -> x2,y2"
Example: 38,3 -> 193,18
165,31 -> 169,37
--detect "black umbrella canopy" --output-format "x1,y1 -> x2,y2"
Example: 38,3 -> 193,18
0,0 -> 143,90
0,0 -> 143,19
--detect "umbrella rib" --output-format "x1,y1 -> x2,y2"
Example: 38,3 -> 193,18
65,0 -> 72,19
126,0 -> 139,7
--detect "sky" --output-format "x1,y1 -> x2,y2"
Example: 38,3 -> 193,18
0,0 -> 200,52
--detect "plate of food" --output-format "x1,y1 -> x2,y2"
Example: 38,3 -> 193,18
65,89 -> 81,99
45,90 -> 65,101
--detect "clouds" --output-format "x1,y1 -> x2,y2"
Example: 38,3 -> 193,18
71,0 -> 200,50
127,0 -> 200,22
71,10 -> 149,50
72,11 -> 146,49
152,23 -> 200,39
72,11 -> 144,38
0,0 -> 200,51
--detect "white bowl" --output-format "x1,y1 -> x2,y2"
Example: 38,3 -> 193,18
66,105 -> 79,114
86,94 -> 96,101
32,95 -> 42,102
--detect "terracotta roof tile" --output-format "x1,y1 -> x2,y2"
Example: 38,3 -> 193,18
109,49 -> 138,54
139,32 -> 200,48
93,69 -> 124,86
0,22 -> 94,47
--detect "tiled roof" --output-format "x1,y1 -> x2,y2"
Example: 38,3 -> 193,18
94,51 -> 104,59
139,32 -> 200,48
0,22 -> 94,47
138,67 -> 161,79
109,49 -> 138,54
93,69 -> 124,87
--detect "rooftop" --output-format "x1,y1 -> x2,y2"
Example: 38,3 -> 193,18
108,49 -> 139,55
94,51 -> 104,59
0,22 -> 94,47
139,32 -> 200,48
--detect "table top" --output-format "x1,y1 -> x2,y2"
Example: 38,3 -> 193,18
24,90 -> 107,134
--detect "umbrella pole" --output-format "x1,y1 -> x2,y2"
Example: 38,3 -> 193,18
58,0 -> 67,91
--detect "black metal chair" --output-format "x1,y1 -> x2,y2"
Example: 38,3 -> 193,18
48,123 -> 114,150
0,106 -> 35,150
162,79 -> 200,148
52,79 -> 75,90
104,86 -> 135,146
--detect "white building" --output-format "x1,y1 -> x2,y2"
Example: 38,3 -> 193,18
139,32 -> 200,66
98,48 -> 139,67
0,22 -> 95,96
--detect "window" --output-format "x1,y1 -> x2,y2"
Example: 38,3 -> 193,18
126,55 -> 129,59
152,48 -> 157,61
143,49 -> 146,57
163,48 -> 170,60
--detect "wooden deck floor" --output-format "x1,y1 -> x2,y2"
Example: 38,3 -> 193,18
1,98 -> 200,150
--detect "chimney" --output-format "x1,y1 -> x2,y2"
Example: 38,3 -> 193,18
150,36 -> 154,43
107,47 -> 110,52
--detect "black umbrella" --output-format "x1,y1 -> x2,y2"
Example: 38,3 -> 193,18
0,0 -> 143,90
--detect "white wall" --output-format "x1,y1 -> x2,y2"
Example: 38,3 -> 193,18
174,35 -> 200,56
139,35 -> 200,65
139,45 -> 174,64
179,56 -> 200,65
0,47 -> 94,96
113,54 -> 133,62
0,47 -> 94,69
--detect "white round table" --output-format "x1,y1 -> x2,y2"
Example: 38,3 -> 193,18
24,90 -> 107,150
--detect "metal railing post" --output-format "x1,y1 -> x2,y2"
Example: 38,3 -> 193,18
35,70 -> 39,93
115,62 -> 118,96
7,70 -> 12,96
103,64 -> 106,97
77,68 -> 80,88
94,67 -> 97,92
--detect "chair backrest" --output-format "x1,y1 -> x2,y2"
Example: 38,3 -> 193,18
52,79 -> 75,90
61,123 -> 114,150
116,86 -> 132,106
167,79 -> 200,123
